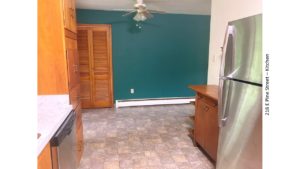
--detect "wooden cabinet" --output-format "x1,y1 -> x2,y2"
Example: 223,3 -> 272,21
62,0 -> 77,33
38,0 -> 84,165
75,104 -> 84,166
65,36 -> 81,109
38,0 -> 78,96
66,37 -> 79,91
190,85 -> 219,161
38,0 -> 81,107
38,0 -> 68,94
77,24 -> 114,108
38,143 -> 52,169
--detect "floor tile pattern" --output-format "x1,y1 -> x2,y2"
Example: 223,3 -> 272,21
78,104 -> 214,169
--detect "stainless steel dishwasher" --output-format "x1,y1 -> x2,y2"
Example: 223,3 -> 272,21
51,110 -> 77,169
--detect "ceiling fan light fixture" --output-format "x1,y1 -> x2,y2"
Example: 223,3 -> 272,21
133,12 -> 147,21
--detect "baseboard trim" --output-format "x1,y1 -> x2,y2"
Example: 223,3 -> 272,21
115,97 -> 195,108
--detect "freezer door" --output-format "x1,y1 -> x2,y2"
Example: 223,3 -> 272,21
219,26 -> 235,79
220,14 -> 262,84
217,80 -> 262,169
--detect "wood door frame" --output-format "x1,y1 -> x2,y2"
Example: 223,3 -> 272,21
77,24 -> 114,107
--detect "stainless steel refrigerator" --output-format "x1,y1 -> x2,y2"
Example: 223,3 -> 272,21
217,14 -> 262,169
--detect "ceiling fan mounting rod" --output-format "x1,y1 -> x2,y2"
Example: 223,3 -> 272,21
134,3 -> 146,9
137,0 -> 144,4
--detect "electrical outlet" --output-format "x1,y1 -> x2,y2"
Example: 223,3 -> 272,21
130,88 -> 134,94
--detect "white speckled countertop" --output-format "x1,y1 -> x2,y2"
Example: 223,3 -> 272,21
37,95 -> 72,156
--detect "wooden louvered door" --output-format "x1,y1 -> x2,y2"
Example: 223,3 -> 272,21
77,24 -> 113,108
77,29 -> 92,108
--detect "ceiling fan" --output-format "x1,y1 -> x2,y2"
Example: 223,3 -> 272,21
120,0 -> 166,22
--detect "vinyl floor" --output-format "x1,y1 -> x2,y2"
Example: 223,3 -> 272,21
78,104 -> 214,169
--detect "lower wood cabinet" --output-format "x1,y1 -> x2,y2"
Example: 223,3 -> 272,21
38,106 -> 84,169
194,93 -> 219,161
38,143 -> 52,169
75,104 -> 84,166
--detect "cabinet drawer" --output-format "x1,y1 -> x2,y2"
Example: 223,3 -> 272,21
197,94 -> 217,107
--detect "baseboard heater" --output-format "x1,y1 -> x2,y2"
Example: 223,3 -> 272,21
115,97 -> 195,108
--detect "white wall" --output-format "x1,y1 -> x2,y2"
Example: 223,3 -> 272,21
207,0 -> 262,84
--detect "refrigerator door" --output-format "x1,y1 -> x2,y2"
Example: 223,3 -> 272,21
217,80 -> 262,169
220,14 -> 262,85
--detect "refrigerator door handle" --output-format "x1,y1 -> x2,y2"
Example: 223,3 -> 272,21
218,78 -> 232,127
219,25 -> 235,78
219,26 -> 232,77
218,79 -> 224,127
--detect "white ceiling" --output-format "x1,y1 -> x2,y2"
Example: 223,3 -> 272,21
76,0 -> 211,15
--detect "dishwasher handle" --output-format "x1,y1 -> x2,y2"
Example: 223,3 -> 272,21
50,110 -> 76,146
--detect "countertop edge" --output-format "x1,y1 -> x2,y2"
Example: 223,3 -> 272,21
189,85 -> 219,101
37,95 -> 72,156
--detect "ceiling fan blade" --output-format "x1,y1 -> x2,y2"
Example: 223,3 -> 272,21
122,10 -> 136,16
148,9 -> 166,14
143,10 -> 153,18
113,8 -> 135,12
144,0 -> 169,3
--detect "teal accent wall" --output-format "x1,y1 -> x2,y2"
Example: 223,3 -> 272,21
76,9 -> 210,100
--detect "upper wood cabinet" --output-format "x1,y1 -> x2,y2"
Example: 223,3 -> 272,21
38,0 -> 68,94
65,37 -> 80,91
65,35 -> 81,109
77,24 -> 114,108
62,0 -> 77,33
38,0 -> 80,102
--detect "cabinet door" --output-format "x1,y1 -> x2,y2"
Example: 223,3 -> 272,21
202,102 -> 219,161
194,95 -> 219,161
38,0 -> 68,94
194,97 -> 205,146
77,29 -> 93,108
66,37 -> 79,90
66,37 -> 80,108
75,104 -> 84,166
66,49 -> 77,90
62,0 -> 77,33
38,143 -> 52,169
